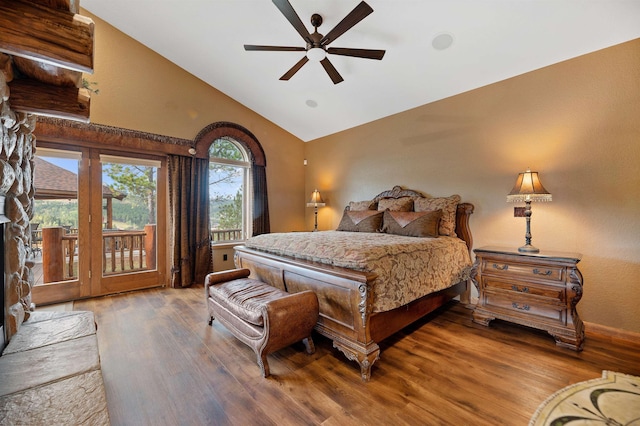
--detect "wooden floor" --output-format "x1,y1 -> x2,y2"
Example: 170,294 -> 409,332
74,286 -> 640,426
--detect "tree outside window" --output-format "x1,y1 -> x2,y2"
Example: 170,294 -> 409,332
209,137 -> 251,242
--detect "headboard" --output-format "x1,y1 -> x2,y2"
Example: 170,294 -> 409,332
370,185 -> 474,253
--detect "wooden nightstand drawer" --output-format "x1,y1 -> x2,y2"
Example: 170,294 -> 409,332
483,292 -> 564,323
483,277 -> 565,302
481,259 -> 564,282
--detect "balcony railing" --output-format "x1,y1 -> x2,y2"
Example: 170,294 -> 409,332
40,225 -> 156,282
211,228 -> 242,243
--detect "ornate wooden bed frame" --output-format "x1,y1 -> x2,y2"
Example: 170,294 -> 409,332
233,186 -> 474,381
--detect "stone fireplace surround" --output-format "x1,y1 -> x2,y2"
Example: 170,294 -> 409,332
0,72 -> 37,347
0,63 -> 110,424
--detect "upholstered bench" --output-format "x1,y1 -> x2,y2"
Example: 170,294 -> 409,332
205,268 -> 319,377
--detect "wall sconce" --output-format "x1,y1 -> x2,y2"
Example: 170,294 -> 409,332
306,189 -> 326,232
507,169 -> 552,253
188,147 -> 197,156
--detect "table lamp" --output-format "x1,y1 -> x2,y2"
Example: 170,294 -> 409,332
306,189 -> 325,232
507,169 -> 552,253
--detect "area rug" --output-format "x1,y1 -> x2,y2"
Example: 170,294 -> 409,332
529,370 -> 640,425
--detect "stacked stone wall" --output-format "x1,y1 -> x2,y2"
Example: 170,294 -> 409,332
1,56 -> 37,341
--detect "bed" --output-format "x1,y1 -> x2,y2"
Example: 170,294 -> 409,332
234,186 -> 474,380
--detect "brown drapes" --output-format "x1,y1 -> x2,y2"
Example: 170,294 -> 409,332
252,164 -> 270,236
168,155 -> 211,288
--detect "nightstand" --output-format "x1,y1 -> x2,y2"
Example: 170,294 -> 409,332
471,246 -> 584,351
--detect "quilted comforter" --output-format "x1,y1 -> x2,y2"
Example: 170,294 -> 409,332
244,231 -> 472,312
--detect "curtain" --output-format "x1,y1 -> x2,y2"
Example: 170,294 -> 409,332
168,155 -> 211,288
252,164 -> 270,236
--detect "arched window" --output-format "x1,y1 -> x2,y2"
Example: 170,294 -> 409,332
208,137 -> 252,242
194,122 -> 270,242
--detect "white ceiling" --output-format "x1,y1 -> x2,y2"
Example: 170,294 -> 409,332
81,0 -> 640,142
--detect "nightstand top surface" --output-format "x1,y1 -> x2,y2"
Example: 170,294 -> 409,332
474,246 -> 582,262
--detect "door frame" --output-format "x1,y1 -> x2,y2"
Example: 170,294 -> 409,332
31,142 -> 167,305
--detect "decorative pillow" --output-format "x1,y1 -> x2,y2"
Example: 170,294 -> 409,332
381,210 -> 442,238
414,194 -> 461,236
336,209 -> 383,233
348,200 -> 378,211
377,197 -> 414,212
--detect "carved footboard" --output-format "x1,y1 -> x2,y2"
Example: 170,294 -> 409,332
234,246 -> 381,380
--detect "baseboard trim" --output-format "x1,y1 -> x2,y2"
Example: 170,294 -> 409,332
584,321 -> 640,345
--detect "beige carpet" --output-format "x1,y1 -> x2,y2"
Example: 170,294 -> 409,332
529,370 -> 640,425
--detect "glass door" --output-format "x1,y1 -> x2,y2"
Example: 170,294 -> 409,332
31,146 -> 167,305
31,147 -> 89,304
90,153 -> 166,296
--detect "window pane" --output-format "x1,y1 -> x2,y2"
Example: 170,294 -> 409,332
209,137 -> 248,242
209,164 -> 244,242
32,152 -> 81,285
101,159 -> 158,275
209,137 -> 245,161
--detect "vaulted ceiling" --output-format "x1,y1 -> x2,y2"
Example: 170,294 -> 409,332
8,1 -> 640,142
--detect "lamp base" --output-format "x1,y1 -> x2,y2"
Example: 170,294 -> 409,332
518,244 -> 540,253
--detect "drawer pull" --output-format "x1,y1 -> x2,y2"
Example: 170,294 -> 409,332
533,268 -> 552,276
492,263 -> 509,271
512,302 -> 530,311
511,285 -> 529,293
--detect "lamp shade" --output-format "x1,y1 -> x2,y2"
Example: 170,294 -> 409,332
506,170 -> 552,203
306,189 -> 325,207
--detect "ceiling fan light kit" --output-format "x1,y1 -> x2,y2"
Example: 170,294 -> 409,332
244,0 -> 385,84
306,47 -> 327,61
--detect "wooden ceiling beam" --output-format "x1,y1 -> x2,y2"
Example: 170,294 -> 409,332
8,78 -> 90,122
0,0 -> 93,73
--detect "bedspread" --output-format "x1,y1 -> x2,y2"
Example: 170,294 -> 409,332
244,231 -> 472,312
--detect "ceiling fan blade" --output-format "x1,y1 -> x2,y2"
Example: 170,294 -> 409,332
272,0 -> 312,44
320,1 -> 373,46
244,45 -> 306,52
280,56 -> 309,80
320,58 -> 344,84
327,47 -> 385,60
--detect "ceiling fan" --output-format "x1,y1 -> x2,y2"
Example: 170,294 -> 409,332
244,0 -> 385,84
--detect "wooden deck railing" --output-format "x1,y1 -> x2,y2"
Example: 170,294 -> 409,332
41,225 -> 156,283
211,228 -> 242,242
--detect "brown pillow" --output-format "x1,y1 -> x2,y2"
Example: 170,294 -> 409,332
348,200 -> 378,211
337,209 -> 383,233
377,197 -> 414,212
414,195 -> 461,236
381,210 -> 442,238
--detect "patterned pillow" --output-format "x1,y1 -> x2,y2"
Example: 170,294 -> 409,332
381,210 -> 442,238
414,195 -> 461,236
377,197 -> 414,212
336,209 -> 383,233
348,200 -> 378,211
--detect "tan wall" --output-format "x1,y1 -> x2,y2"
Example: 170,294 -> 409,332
305,39 -> 640,333
82,10 -> 306,233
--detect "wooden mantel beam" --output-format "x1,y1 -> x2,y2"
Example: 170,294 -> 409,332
8,78 -> 90,122
0,0 -> 93,73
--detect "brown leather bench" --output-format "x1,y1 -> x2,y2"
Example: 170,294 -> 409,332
205,269 -> 319,377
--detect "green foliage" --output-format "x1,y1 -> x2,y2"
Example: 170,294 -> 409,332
32,200 -> 79,228
103,163 -> 157,224
215,190 -> 243,230
81,78 -> 99,94
110,198 -> 150,229
209,138 -> 244,161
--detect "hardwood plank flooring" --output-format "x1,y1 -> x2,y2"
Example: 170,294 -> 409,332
74,286 -> 640,426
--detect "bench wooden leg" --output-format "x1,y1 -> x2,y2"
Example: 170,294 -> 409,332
257,352 -> 270,378
302,337 -> 315,354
